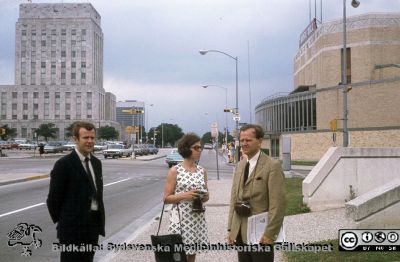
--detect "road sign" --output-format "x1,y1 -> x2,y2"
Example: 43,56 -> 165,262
125,126 -> 133,134
233,113 -> 240,122
211,122 -> 218,138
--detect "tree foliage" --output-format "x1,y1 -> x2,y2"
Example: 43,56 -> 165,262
0,124 -> 17,140
36,123 -> 58,141
148,123 -> 184,147
65,121 -> 81,139
97,126 -> 119,140
201,131 -> 233,146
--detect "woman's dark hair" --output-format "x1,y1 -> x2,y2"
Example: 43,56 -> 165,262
177,133 -> 201,158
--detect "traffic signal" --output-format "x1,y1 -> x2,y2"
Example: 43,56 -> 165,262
224,108 -> 233,113
122,109 -> 144,114
330,119 -> 338,132
0,128 -> 5,135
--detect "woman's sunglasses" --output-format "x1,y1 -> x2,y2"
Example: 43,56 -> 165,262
191,145 -> 202,151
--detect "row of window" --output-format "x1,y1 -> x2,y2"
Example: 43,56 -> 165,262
7,91 -> 91,99
256,95 -> 317,133
21,39 -> 87,48
1,115 -> 92,120
22,29 -> 86,37
21,49 -> 86,58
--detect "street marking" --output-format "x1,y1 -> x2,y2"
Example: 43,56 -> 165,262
0,202 -> 45,218
104,178 -> 131,187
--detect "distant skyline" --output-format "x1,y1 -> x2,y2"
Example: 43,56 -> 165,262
1,0 -> 399,135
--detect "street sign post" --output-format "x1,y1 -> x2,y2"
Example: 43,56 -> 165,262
210,122 -> 220,180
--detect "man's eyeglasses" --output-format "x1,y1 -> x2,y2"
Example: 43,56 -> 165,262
191,145 -> 202,151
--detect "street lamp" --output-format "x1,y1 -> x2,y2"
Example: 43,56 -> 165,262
342,0 -> 360,147
145,103 -> 154,143
202,85 -> 228,146
199,49 -> 239,161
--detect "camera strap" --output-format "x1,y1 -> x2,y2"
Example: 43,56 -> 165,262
156,202 -> 182,236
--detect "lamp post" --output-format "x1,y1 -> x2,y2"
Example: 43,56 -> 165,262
202,85 -> 228,146
199,49 -> 239,162
145,103 -> 154,143
342,0 -> 360,147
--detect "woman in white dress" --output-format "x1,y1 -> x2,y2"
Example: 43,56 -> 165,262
164,133 -> 209,262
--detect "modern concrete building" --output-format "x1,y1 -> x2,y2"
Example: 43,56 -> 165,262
255,13 -> 400,161
116,100 -> 145,143
0,3 -> 119,140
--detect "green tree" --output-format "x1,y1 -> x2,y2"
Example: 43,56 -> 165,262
201,130 -> 234,145
201,131 -> 230,146
0,124 -> 17,140
97,126 -> 119,140
152,123 -> 184,147
36,123 -> 58,141
65,121 -> 80,139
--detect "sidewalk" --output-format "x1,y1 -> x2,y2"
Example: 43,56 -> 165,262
102,179 -> 241,262
100,164 -> 348,262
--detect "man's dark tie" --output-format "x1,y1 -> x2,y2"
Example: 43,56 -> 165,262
84,157 -> 97,193
243,161 -> 250,186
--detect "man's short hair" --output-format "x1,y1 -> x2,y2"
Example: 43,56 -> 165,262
177,133 -> 201,158
240,124 -> 264,139
72,121 -> 96,138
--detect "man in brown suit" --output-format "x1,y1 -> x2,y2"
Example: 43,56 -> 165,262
227,124 -> 285,262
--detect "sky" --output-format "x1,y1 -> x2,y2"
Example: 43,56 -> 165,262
0,0 -> 399,136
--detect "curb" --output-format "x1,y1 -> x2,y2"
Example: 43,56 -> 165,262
138,155 -> 166,161
117,155 -> 166,161
0,173 -> 49,186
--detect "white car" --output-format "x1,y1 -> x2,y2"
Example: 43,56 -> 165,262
18,143 -> 37,150
103,144 -> 132,158
94,143 -> 107,151
203,143 -> 214,149
64,143 -> 76,151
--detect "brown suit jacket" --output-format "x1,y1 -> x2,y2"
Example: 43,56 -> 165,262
228,152 -> 285,243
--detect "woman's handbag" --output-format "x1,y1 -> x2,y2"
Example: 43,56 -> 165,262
151,202 -> 187,262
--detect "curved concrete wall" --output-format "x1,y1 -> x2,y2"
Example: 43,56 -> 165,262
302,147 -> 400,211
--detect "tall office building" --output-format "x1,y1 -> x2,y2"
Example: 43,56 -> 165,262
0,3 -> 119,140
116,100 -> 145,143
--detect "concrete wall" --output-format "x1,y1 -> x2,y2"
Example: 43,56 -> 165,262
274,129 -> 400,161
302,147 -> 400,211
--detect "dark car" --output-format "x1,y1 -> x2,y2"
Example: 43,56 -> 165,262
165,148 -> 183,168
146,144 -> 159,155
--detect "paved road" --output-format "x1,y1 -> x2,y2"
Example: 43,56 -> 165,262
0,148 -> 233,261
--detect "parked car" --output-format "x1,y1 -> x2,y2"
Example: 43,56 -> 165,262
140,144 -> 150,155
18,142 -> 37,150
63,142 -> 76,151
165,148 -> 184,168
203,143 -> 213,149
94,142 -> 107,151
103,144 -> 132,158
0,141 -> 11,149
44,141 -> 65,153
146,144 -> 159,155
131,144 -> 143,156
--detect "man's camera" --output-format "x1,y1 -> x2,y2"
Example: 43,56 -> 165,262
234,201 -> 251,217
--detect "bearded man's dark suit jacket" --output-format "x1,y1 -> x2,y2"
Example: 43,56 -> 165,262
47,150 -> 105,242
228,152 -> 285,244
